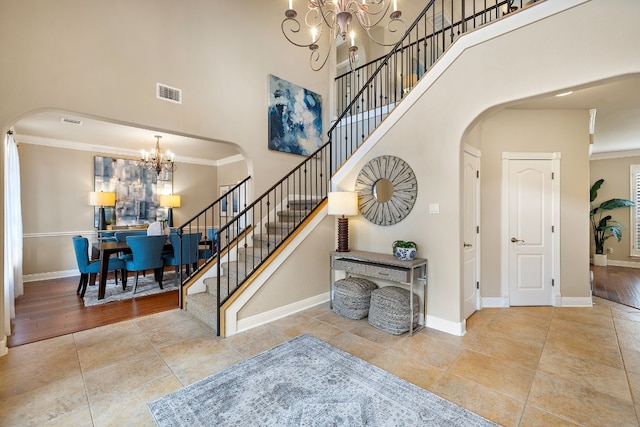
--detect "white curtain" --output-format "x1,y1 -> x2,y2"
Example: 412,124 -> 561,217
4,131 -> 23,336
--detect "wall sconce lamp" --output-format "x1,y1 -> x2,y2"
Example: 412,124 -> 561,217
159,194 -> 181,227
88,191 -> 116,231
328,191 -> 359,252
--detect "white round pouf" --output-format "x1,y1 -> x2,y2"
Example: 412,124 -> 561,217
332,277 -> 378,320
368,286 -> 419,335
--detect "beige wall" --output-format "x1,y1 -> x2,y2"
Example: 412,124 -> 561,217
17,143 -> 219,276
239,216 -> 334,319
2,0 -> 640,344
474,109 -> 591,299
590,156 -> 640,262
333,0 -> 640,329
0,0 -> 329,197
0,0 -> 331,341
217,161 -> 250,191
0,0 -> 327,278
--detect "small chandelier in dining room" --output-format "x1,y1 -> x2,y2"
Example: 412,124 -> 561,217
138,135 -> 176,176
282,0 -> 405,71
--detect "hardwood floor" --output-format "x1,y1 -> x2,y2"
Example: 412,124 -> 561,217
8,274 -> 179,347
591,264 -> 640,309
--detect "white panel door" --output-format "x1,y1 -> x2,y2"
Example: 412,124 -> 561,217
508,159 -> 553,305
463,149 -> 480,318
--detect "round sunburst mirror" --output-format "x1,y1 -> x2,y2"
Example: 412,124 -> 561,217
355,155 -> 418,225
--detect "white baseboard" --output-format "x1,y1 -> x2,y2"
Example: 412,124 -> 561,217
235,293 -> 329,335
605,260 -> 640,268
560,296 -> 593,307
481,297 -> 509,308
23,269 -> 78,283
425,314 -> 466,336
482,296 -> 592,308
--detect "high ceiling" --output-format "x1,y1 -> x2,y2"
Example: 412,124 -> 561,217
509,75 -> 640,156
13,111 -> 242,166
12,75 -> 640,161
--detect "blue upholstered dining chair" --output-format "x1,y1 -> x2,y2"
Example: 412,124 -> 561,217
72,236 -> 126,298
198,227 -> 219,261
114,230 -> 148,262
124,235 -> 168,294
163,232 -> 202,286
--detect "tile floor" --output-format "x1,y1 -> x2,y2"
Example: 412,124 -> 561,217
1,297 -> 640,426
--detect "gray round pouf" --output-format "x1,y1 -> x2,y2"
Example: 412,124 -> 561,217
368,286 -> 419,335
332,277 -> 378,320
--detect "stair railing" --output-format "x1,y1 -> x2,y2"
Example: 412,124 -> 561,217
212,142 -> 332,334
331,0 -> 531,165
191,0 -> 537,335
174,176 -> 251,306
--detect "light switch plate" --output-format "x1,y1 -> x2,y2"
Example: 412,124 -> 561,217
429,203 -> 440,214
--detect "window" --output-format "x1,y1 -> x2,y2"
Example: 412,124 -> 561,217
630,165 -> 640,257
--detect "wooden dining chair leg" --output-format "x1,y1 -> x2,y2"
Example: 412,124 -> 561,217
89,272 -> 97,287
155,268 -> 164,289
132,272 -> 140,295
76,273 -> 87,294
80,275 -> 89,298
121,269 -> 127,290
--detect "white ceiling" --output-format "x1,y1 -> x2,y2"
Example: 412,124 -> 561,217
508,75 -> 640,156
12,76 -> 640,161
12,111 -> 242,166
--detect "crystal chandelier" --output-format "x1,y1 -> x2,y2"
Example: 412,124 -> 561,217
138,135 -> 176,176
282,0 -> 405,71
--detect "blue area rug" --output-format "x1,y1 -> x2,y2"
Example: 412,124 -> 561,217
148,334 -> 498,426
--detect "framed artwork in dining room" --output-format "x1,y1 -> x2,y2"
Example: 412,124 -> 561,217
267,74 -> 322,156
94,156 -> 173,227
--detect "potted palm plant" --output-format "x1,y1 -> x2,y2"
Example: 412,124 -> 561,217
590,178 -> 634,266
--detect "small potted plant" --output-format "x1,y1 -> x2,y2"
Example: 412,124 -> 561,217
392,240 -> 418,260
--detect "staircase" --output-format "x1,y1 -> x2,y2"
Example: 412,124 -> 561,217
185,196 -> 321,330
178,0 -> 539,335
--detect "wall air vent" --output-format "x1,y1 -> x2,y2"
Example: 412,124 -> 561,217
60,117 -> 83,126
156,83 -> 182,104
428,13 -> 451,31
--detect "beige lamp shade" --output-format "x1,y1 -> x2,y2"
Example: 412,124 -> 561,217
88,191 -> 116,207
159,194 -> 181,208
328,191 -> 358,216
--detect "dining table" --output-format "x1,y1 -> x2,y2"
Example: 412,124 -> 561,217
91,241 -> 130,300
91,237 -> 209,299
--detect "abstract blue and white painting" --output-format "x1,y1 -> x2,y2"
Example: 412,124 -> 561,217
268,74 -> 322,156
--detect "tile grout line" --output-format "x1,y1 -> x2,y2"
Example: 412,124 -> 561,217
72,331 -> 98,427
611,305 -> 640,426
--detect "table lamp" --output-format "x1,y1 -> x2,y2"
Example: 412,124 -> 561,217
88,191 -> 116,231
159,194 -> 181,227
328,191 -> 359,252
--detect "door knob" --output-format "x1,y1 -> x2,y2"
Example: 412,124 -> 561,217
511,237 -> 524,243
464,242 -> 472,248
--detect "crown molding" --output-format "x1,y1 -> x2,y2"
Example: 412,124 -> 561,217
14,134 -> 242,167
590,149 -> 640,161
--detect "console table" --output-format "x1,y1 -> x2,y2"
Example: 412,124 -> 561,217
330,250 -> 428,336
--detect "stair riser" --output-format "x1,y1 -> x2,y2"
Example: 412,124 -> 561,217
265,223 -> 297,233
234,248 -> 263,263
185,294 -> 217,330
288,201 -> 319,210
277,210 -> 306,222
